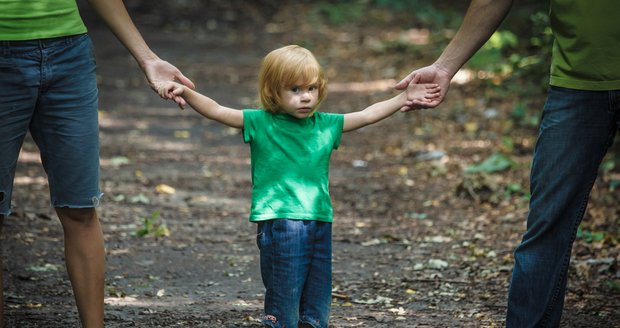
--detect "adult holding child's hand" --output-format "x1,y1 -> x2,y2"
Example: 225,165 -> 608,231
395,0 -> 513,111
0,1 -> 193,327
143,58 -> 195,109
395,64 -> 452,111
394,0 -> 620,327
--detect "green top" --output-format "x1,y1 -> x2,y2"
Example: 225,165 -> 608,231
242,110 -> 344,223
0,0 -> 87,41
549,0 -> 620,90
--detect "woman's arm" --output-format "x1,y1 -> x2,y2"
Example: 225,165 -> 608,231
87,0 -> 195,99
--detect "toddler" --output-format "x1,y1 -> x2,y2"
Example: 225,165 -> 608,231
158,45 -> 439,328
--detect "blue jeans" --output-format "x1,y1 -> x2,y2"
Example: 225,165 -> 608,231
256,219 -> 332,328
506,86 -> 620,327
0,34 -> 101,216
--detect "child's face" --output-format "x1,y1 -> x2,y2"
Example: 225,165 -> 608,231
278,82 -> 319,119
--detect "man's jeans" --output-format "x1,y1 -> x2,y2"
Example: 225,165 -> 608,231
257,219 -> 332,328
506,86 -> 620,327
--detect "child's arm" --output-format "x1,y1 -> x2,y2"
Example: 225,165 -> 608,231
342,83 -> 440,132
158,82 -> 244,129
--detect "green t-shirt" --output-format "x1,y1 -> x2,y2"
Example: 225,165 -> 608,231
242,110 -> 344,223
0,0 -> 87,40
549,0 -> 620,90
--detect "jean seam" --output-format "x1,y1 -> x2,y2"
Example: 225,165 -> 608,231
268,220 -> 280,327
541,192 -> 586,327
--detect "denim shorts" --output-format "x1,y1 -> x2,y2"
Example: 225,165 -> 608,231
257,219 -> 332,328
0,34 -> 101,216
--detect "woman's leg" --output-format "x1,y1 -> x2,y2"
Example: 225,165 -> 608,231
56,207 -> 105,328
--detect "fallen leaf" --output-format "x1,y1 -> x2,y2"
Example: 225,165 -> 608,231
428,259 -> 449,270
155,184 -> 176,194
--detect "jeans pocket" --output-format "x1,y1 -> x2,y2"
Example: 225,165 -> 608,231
256,222 -> 270,250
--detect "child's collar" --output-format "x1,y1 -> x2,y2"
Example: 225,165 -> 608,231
273,112 -> 315,124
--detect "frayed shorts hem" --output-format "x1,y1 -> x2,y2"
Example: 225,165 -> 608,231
0,192 -> 102,218
51,192 -> 103,210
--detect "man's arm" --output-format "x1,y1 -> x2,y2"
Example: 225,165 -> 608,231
397,0 -> 514,110
87,0 -> 195,103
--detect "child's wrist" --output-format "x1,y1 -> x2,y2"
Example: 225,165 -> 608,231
398,91 -> 408,103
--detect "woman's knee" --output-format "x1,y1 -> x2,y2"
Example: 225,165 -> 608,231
56,207 -> 98,223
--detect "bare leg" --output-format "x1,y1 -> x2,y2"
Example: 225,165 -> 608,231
55,208 -> 105,328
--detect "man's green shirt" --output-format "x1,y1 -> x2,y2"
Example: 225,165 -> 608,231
549,0 -> 620,90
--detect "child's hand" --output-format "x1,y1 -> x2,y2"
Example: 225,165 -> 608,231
155,81 -> 187,109
144,58 -> 195,110
402,83 -> 441,111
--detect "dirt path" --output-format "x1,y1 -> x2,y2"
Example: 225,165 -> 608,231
3,2 -> 619,327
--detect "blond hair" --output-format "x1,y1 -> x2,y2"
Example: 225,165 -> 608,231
258,45 -> 327,113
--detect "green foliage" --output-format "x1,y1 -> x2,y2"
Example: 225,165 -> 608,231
576,227 -> 605,243
461,153 -> 528,202
511,102 -> 540,128
504,182 -> 524,198
465,153 -> 516,174
468,9 -> 552,96
508,11 -> 553,79
601,159 -> 616,173
316,0 -> 368,24
609,179 -> 620,192
107,285 -> 127,298
501,136 -> 515,152
372,0 -> 420,11
134,210 -> 170,238
600,151 -> 620,191
468,30 -> 519,73
315,0 -> 462,29
372,0 -> 460,29
607,280 -> 620,293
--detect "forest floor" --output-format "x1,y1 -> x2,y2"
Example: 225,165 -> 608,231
3,2 -> 619,327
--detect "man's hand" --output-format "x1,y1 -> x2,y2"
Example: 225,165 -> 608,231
396,64 -> 452,112
402,82 -> 441,111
